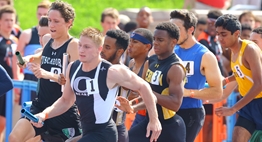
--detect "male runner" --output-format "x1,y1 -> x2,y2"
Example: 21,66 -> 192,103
215,14 -> 262,142
170,10 -> 223,142
118,22 -> 187,142
127,28 -> 153,128
9,1 -> 82,142
32,27 -> 161,142
65,29 -> 130,142
136,7 -> 153,29
102,29 -> 130,142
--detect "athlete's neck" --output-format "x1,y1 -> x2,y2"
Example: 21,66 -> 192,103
82,56 -> 102,72
52,33 -> 71,48
0,30 -> 11,39
179,35 -> 197,49
157,50 -> 173,60
110,57 -> 121,65
133,53 -> 148,68
229,38 -> 242,54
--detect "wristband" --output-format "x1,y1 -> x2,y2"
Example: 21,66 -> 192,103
44,113 -> 48,120
135,99 -> 139,104
225,77 -> 230,84
190,90 -> 194,98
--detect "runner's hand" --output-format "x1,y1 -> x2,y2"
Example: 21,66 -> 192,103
147,119 -> 162,142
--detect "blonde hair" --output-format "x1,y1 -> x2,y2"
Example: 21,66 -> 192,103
80,27 -> 104,47
101,8 -> 119,22
37,0 -> 51,9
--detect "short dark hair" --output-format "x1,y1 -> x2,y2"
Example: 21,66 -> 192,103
155,22 -> 180,40
241,23 -> 252,31
124,21 -> 137,33
170,10 -> 197,35
252,27 -> 262,37
207,10 -> 223,19
49,1 -> 75,25
39,16 -> 48,27
197,17 -> 207,25
134,28 -> 153,49
215,14 -> 241,35
106,29 -> 129,51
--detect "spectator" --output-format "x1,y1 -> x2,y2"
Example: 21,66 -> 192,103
124,21 -> 137,33
118,14 -> 130,31
194,17 -> 207,39
136,6 -> 153,29
238,11 -> 256,30
241,24 -> 252,40
250,27 -> 262,50
100,8 -> 120,35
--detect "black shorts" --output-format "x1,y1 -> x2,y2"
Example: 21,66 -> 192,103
0,94 -> 6,117
129,114 -> 186,142
235,98 -> 262,134
24,103 -> 82,141
78,119 -> 117,142
117,123 -> 128,142
203,104 -> 213,115
177,107 -> 205,142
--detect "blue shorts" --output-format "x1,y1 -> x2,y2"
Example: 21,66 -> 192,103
237,98 -> 262,131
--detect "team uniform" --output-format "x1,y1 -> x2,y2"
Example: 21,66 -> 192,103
0,65 -> 13,96
23,27 -> 42,100
11,24 -> 22,39
0,35 -> 17,117
69,60 -> 119,142
129,53 -> 186,142
175,43 -> 208,141
112,86 -> 129,142
28,38 -> 81,141
130,58 -> 147,128
233,40 -> 262,134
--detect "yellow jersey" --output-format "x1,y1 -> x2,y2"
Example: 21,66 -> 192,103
231,40 -> 262,99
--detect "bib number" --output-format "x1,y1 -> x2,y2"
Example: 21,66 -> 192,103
50,67 -> 61,82
182,61 -> 194,76
151,70 -> 162,85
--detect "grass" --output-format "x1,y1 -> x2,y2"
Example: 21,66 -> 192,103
14,0 -> 184,37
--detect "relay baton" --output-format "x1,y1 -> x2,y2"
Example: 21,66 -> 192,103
23,101 -> 32,108
21,109 -> 43,124
15,51 -> 25,65
61,53 -> 69,92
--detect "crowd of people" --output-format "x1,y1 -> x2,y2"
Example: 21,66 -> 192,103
0,0 -> 262,142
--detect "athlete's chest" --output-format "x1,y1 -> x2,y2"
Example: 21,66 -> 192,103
145,63 -> 168,87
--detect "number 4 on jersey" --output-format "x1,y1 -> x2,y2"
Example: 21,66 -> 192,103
182,61 -> 194,76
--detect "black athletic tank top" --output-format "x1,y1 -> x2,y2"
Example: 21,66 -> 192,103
130,57 -> 148,77
0,36 -> 17,78
36,38 -> 73,109
28,27 -> 40,44
69,60 -> 119,134
145,53 -> 182,121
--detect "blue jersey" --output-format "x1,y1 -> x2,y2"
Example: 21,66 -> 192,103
174,42 -> 208,109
